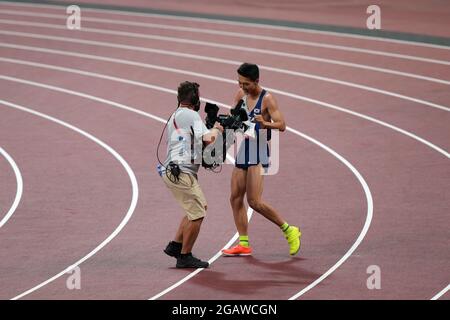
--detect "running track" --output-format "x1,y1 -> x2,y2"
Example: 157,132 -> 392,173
0,0 -> 448,300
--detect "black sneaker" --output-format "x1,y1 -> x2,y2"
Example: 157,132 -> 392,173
164,241 -> 182,258
176,253 -> 209,268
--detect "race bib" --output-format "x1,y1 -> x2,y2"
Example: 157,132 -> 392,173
244,122 -> 256,139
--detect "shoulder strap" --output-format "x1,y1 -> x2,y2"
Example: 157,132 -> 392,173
255,89 -> 267,110
250,89 -> 267,115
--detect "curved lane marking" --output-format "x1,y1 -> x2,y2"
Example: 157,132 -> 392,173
431,284 -> 450,300
0,0 -> 449,50
0,147 -> 23,229
0,21 -> 449,85
0,41 -> 448,112
0,99 -> 139,300
1,58 -> 448,157
0,76 -> 372,300
1,9 -> 449,66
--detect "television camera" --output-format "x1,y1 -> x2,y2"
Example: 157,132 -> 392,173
202,100 -> 249,169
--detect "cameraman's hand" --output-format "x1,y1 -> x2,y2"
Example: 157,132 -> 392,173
213,122 -> 224,133
203,122 -> 223,146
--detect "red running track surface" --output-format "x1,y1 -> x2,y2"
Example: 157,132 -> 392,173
0,0 -> 448,300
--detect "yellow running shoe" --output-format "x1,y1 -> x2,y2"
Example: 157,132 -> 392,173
285,226 -> 301,256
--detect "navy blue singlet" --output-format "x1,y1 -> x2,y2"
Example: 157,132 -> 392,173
235,89 -> 271,170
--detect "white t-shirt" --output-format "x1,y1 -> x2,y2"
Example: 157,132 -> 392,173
163,108 -> 210,175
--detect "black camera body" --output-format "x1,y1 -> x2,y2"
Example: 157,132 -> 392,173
204,100 -> 249,131
202,100 -> 249,169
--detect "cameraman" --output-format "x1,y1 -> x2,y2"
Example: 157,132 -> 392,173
160,81 -> 223,268
222,63 -> 302,257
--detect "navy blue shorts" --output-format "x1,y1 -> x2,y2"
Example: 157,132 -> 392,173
235,137 -> 270,170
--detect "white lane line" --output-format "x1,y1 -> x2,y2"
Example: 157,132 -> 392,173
0,75 -> 255,300
150,124 -> 374,300
431,284 -> 450,300
1,41 -> 448,112
1,56 -> 448,158
0,73 -> 245,296
0,99 -> 139,300
1,20 -> 449,86
1,0 -> 449,50
0,75 -> 372,301
149,206 -> 254,300
1,9 -> 449,66
0,147 -> 23,229
4,59 -> 447,299
0,6 -> 448,302
288,126 -> 373,300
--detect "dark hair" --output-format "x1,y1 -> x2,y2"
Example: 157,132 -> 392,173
237,63 -> 259,81
177,81 -> 200,105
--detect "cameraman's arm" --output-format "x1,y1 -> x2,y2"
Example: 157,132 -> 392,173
202,123 -> 224,146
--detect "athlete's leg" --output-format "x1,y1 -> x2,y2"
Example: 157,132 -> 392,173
229,167 -> 248,235
222,167 -> 252,255
247,165 -> 301,255
246,164 -> 285,226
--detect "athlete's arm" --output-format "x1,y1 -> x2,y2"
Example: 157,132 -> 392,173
233,89 -> 245,106
255,94 -> 286,132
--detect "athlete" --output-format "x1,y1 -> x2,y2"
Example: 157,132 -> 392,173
222,63 -> 301,257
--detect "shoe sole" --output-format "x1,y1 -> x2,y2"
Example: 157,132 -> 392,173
290,246 -> 300,256
176,265 -> 209,268
222,252 -> 252,256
